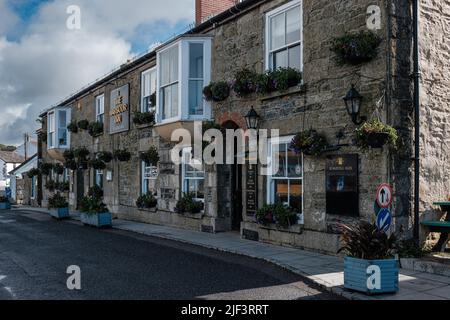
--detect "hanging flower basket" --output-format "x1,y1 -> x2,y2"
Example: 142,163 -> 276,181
355,119 -> 398,149
140,146 -> 159,166
88,121 -> 104,137
133,112 -> 155,125
97,151 -> 113,163
89,159 -> 106,170
203,81 -> 230,102
77,120 -> 90,130
67,121 -> 78,133
290,130 -> 329,156
39,163 -> 53,175
27,168 -> 40,178
53,163 -> 65,175
114,150 -> 132,162
331,31 -> 381,65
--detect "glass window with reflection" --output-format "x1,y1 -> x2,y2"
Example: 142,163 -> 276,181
182,148 -> 205,202
160,45 -> 179,120
188,43 -> 204,116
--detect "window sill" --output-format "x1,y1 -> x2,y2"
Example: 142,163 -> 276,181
259,84 -> 307,102
135,122 -> 155,129
259,223 -> 303,234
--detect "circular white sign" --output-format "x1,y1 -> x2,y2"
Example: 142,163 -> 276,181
376,184 -> 393,208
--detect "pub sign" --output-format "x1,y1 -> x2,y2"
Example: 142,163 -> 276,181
110,84 -> 130,134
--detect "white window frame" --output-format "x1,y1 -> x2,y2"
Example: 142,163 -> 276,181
156,37 -> 212,124
95,94 -> 105,123
141,160 -> 158,195
265,0 -> 303,71
267,135 -> 304,224
141,67 -> 157,113
95,169 -> 103,188
47,107 -> 71,150
181,147 -> 205,203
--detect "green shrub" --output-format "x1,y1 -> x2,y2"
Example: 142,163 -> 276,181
175,193 -> 204,214
48,193 -> 68,209
256,203 -> 298,228
136,194 -> 158,209
88,185 -> 104,200
79,196 -> 108,215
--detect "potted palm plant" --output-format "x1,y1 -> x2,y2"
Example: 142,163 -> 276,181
0,196 -> 11,210
339,221 -> 399,294
79,186 -> 112,228
48,193 -> 70,219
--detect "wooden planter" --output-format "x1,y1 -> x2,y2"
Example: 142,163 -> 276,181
344,256 -> 399,294
367,132 -> 389,148
80,212 -> 112,228
0,202 -> 11,210
49,207 -> 70,219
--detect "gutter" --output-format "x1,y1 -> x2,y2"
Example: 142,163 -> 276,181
413,0 -> 420,243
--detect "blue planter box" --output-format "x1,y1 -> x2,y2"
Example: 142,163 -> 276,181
0,202 -> 11,210
344,256 -> 399,294
81,212 -> 112,228
49,207 -> 70,219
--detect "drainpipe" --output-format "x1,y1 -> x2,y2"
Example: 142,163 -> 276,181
413,0 -> 420,243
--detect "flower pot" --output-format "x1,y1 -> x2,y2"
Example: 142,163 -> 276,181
344,256 -> 399,294
80,212 -> 112,228
367,132 -> 389,148
0,202 -> 11,210
49,207 -> 70,220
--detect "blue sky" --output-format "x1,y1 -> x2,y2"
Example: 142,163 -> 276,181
0,0 -> 195,144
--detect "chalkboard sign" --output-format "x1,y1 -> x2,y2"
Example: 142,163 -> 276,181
246,164 -> 258,216
326,154 -> 359,217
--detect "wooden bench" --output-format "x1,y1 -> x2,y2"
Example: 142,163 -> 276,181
421,202 -> 450,252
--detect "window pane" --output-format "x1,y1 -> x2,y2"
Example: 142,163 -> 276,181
189,43 -> 204,79
273,143 -> 287,177
286,6 -> 301,44
58,111 -> 66,128
189,80 -> 204,115
161,45 -> 178,86
171,83 -> 179,118
270,13 -> 285,50
288,45 -> 301,70
272,50 -> 288,69
162,83 -> 179,119
185,179 -> 205,200
58,129 -> 67,146
274,179 -> 289,205
287,149 -> 302,177
289,180 -> 303,214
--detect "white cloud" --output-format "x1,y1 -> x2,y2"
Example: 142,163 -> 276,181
0,0 -> 18,35
0,0 -> 195,145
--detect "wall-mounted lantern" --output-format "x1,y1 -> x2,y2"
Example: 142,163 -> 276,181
245,106 -> 260,130
343,85 -> 366,125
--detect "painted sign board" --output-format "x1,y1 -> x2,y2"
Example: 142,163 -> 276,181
109,84 -> 130,134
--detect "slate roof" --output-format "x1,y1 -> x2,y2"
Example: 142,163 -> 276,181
0,151 -> 25,163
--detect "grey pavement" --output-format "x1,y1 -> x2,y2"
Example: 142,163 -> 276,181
12,206 -> 450,300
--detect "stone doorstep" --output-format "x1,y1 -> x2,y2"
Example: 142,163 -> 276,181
400,258 -> 450,277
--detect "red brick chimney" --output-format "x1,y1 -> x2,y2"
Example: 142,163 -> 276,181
195,0 -> 238,25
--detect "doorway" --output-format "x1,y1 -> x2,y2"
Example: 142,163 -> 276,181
76,169 -> 84,210
222,120 -> 243,231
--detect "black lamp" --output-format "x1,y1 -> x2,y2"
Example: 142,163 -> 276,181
343,85 -> 366,125
245,106 -> 260,130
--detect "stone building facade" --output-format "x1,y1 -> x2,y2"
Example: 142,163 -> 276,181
37,0 -> 449,254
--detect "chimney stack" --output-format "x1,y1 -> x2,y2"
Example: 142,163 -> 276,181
195,0 -> 238,25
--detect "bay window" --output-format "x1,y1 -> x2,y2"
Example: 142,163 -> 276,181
95,94 -> 105,123
141,68 -> 157,113
47,107 -> 71,149
267,136 -> 303,223
182,148 -> 205,202
266,0 -> 302,71
156,36 -> 212,124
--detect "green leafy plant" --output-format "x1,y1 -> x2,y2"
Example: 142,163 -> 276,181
0,196 -> 10,203
77,120 -> 90,130
136,193 -> 158,209
45,180 -> 56,191
53,163 -> 65,175
133,112 -> 155,125
331,31 -> 381,65
232,68 -> 258,97
27,168 -> 40,178
48,193 -> 68,209
203,81 -> 230,102
39,162 -> 53,175
67,121 -> 78,133
63,149 -> 76,160
175,193 -> 204,214
56,181 -> 70,192
397,239 -> 430,258
89,159 -> 106,170
88,121 -> 104,137
88,185 -> 104,199
270,67 -> 302,91
338,221 -> 397,260
140,146 -> 159,166
79,196 -> 108,215
64,160 -> 78,170
256,203 -> 298,228
290,130 -> 329,156
355,119 -> 398,149
97,151 -> 113,163
114,149 -> 131,162
73,147 -> 90,159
